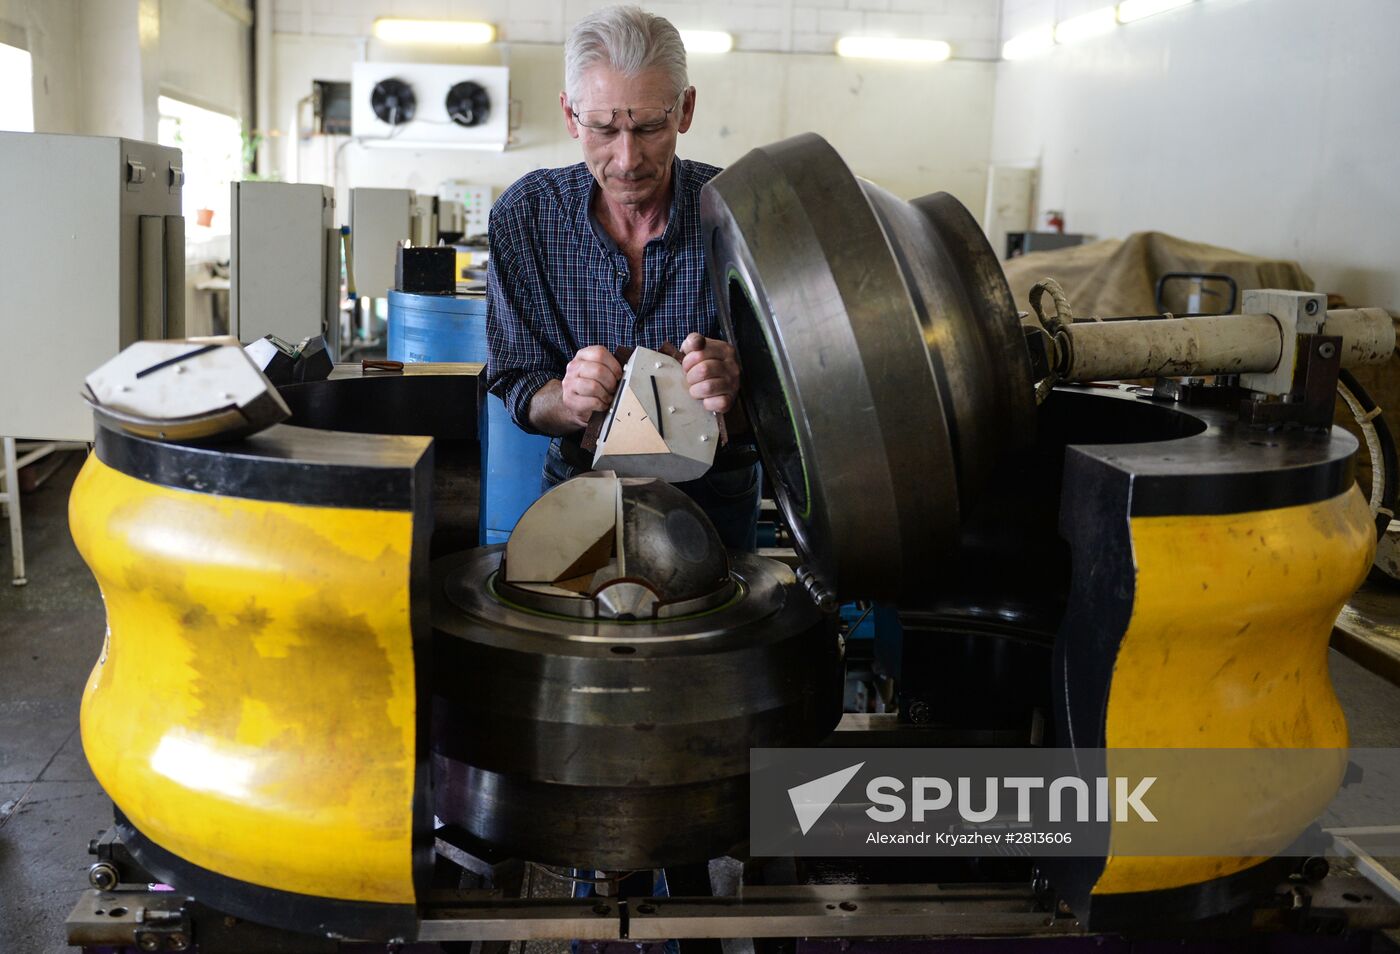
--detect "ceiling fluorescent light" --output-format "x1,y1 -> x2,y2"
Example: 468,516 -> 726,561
1001,26 -> 1055,60
1116,0 -> 1195,23
372,18 -> 496,45
1053,7 -> 1117,43
681,30 -> 734,53
835,36 -> 952,62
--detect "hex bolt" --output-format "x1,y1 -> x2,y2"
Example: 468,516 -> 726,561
1305,299 -> 1320,315
1318,342 -> 1337,359
136,933 -> 160,952
88,862 -> 119,891
168,933 -> 191,951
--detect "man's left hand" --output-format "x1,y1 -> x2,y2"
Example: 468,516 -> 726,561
680,333 -> 741,414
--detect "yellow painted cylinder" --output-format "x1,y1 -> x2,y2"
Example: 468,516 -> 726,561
1094,486 -> 1374,895
71,453 -> 420,904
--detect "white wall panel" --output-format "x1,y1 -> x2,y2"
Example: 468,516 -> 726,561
990,0 -> 1400,310
273,33 -> 996,211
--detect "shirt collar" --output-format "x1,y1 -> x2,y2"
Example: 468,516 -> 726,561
661,157 -> 687,249
583,157 -> 688,254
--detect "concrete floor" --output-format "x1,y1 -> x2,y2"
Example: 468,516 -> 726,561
0,453 -> 110,954
4,455 -> 1400,952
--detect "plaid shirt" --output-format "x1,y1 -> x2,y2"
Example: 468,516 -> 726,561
485,157 -> 722,432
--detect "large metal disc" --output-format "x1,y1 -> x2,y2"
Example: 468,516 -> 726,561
431,548 -> 843,869
701,133 -> 1035,603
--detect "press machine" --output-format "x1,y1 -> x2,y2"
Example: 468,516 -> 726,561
65,133 -> 1400,951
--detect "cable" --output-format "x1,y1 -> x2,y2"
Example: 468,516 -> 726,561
1028,277 -> 1074,335
1337,368 -> 1397,541
1026,277 -> 1075,404
332,104 -> 408,193
844,602 -> 874,637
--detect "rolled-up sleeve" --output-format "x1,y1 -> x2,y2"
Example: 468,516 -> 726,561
485,203 -> 568,432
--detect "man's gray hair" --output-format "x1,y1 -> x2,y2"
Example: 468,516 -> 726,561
564,5 -> 689,104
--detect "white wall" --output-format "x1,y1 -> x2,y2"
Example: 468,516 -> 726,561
272,32 -> 998,214
0,0 -> 79,133
76,0 -> 158,139
267,0 -> 1002,215
0,0 -> 250,139
990,0 -> 1400,310
161,0 -> 253,118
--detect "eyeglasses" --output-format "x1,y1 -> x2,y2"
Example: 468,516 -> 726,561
571,91 -> 685,134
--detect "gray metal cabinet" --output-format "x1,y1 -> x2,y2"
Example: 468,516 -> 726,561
231,181 -> 340,352
0,132 -> 184,441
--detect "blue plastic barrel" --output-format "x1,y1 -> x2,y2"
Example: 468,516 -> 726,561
386,290 -> 550,545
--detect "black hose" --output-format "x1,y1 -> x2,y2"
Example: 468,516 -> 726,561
1339,368 -> 1398,541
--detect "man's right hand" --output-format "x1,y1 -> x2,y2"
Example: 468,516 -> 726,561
560,346 -> 623,429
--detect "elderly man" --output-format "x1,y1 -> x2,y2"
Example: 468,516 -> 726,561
485,4 -> 760,551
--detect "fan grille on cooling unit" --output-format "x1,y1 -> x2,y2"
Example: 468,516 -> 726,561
445,81 -> 491,127
370,78 -> 416,125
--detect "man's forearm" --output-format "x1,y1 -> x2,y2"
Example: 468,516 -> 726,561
526,379 -> 584,436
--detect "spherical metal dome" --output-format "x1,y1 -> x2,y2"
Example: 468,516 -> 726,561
498,473 -> 734,620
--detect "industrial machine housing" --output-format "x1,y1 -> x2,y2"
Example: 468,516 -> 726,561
65,133 -> 1400,951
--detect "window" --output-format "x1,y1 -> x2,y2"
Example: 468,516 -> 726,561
0,42 -> 34,132
157,95 -> 243,235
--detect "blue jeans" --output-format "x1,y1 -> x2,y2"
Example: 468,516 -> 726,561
542,438 -> 762,552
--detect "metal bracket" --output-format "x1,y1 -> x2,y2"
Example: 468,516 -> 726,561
1152,376 -> 1242,407
88,825 -> 154,887
125,156 -> 147,192
1023,325 -> 1055,382
1239,332 -> 1342,429
1238,289 -> 1327,396
1329,826 -> 1400,907
66,889 -> 192,951
1254,873 -> 1400,936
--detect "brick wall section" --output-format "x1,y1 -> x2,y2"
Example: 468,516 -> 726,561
272,0 -> 1002,60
